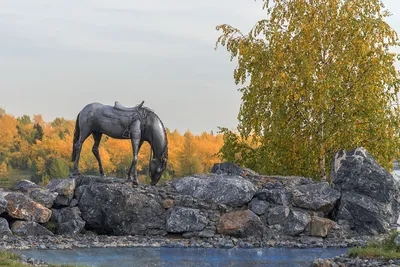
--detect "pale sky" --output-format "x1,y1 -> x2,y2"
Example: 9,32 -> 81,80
0,0 -> 399,133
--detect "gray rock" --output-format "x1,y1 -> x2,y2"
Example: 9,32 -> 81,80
172,175 -> 256,207
11,221 -> 54,236
166,206 -> 208,233
331,147 -> 399,234
5,192 -> 52,223
53,207 -> 85,235
0,217 -> 11,235
69,199 -> 78,207
255,183 -> 292,205
46,178 -> 76,206
249,198 -> 269,215
198,227 -> 216,238
211,162 -> 258,176
77,176 -> 165,235
0,193 -> 6,214
395,233 -> 400,247
292,182 -> 340,214
12,180 -> 41,193
217,210 -> 264,237
267,205 -> 290,225
28,188 -> 58,208
283,209 -> 310,236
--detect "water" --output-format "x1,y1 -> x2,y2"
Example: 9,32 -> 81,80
15,247 -> 348,267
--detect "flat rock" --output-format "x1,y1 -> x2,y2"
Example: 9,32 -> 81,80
5,192 -> 52,223
292,182 -> 340,214
172,175 -> 256,207
11,221 -> 54,236
217,210 -> 264,237
166,206 -> 208,233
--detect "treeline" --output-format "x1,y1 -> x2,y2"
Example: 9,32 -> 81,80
0,109 -> 223,184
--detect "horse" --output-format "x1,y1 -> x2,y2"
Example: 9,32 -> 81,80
71,101 -> 168,185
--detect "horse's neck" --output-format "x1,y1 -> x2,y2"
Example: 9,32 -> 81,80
145,114 -> 167,158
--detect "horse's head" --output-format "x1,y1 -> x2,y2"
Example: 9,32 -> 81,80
149,157 -> 167,185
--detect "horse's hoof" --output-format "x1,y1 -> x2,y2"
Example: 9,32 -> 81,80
127,177 -> 132,181
100,173 -> 106,178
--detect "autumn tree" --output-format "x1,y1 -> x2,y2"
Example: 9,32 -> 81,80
216,0 -> 400,179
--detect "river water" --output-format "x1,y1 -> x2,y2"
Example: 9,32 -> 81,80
15,247 -> 348,267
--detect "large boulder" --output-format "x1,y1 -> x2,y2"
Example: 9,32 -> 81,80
266,205 -> 290,225
0,192 -> 6,214
255,183 -> 292,206
249,198 -> 269,215
331,147 -> 400,234
283,209 -> 310,236
46,178 -> 76,206
12,180 -> 58,208
217,210 -> 264,237
11,221 -> 54,236
76,176 -> 166,235
12,180 -> 41,192
166,206 -> 208,233
0,217 -> 12,235
52,207 -> 85,235
172,175 -> 256,207
5,192 -> 52,223
292,182 -> 340,214
211,162 -> 258,176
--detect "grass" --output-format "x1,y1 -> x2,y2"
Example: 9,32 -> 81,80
348,230 -> 400,260
0,250 -> 89,267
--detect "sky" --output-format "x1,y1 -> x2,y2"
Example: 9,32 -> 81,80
0,0 -> 400,134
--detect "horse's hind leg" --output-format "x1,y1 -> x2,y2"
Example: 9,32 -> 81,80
92,132 -> 105,177
72,128 -> 92,176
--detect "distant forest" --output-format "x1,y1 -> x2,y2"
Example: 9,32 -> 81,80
0,108 -> 224,185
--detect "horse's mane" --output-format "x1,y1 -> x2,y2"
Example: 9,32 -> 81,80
141,106 -> 168,160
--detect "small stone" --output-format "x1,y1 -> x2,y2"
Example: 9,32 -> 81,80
162,199 -> 174,209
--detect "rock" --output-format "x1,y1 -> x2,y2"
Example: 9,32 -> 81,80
283,209 -> 310,236
395,232 -> 400,247
162,199 -> 174,209
11,221 -> 54,236
331,147 -> 399,234
0,193 -> 6,214
211,162 -> 258,176
46,178 -> 76,206
217,210 -> 264,237
198,227 -> 216,238
166,207 -> 208,233
69,199 -> 78,207
292,182 -> 340,214
309,216 -> 335,237
249,198 -> 269,215
172,175 -> 256,207
255,183 -> 292,205
12,180 -> 41,193
53,207 -> 85,235
27,188 -> 58,209
0,217 -> 11,235
267,205 -> 290,225
5,192 -> 52,223
77,176 -> 166,235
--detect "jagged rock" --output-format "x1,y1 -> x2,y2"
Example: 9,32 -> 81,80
331,147 -> 400,234
292,182 -> 340,214
53,207 -> 85,235
12,180 -> 41,192
255,183 -> 292,205
0,217 -> 11,235
309,216 -> 336,237
11,221 -> 54,236
46,178 -> 76,206
5,192 -> 52,223
249,198 -> 269,215
267,205 -> 290,225
211,162 -> 258,176
166,206 -> 208,233
217,210 -> 264,237
0,193 -> 6,214
283,209 -> 310,236
76,176 -> 165,235
172,175 -> 256,207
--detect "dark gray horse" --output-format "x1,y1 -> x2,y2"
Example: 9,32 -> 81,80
71,101 -> 168,185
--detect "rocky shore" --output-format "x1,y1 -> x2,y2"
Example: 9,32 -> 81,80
0,147 -> 399,266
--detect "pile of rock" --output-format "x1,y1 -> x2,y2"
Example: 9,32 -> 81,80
0,147 -> 398,246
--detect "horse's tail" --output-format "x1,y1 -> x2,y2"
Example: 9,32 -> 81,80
72,113 -> 80,162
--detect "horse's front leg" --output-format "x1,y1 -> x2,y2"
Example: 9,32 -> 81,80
127,122 -> 141,186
